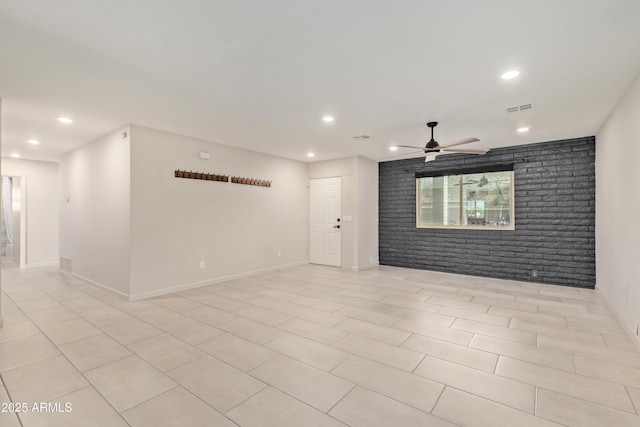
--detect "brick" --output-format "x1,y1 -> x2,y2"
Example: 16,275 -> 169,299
379,136 -> 595,288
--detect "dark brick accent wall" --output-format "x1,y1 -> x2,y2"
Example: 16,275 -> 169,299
379,136 -> 595,288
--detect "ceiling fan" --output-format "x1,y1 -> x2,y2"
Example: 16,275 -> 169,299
393,121 -> 488,162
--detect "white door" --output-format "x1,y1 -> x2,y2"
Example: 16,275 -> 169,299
309,177 -> 341,266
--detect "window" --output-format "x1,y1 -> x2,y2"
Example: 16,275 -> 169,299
417,170 -> 514,229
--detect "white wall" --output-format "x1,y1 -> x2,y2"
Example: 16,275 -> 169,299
59,127 -> 131,294
1,158 -> 59,267
355,156 -> 379,269
596,70 -> 640,343
1,97 -> 2,327
128,125 -> 308,298
308,157 -> 353,179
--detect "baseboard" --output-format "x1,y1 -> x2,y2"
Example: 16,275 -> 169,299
69,261 -> 309,302
22,261 -> 60,270
128,260 -> 309,301
71,272 -> 130,299
352,261 -> 380,272
595,287 -> 640,352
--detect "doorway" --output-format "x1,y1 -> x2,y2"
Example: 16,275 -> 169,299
1,176 -> 25,268
309,177 -> 341,266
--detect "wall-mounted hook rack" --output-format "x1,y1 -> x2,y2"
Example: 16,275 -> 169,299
230,176 -> 271,187
174,170 -> 271,187
174,170 -> 229,182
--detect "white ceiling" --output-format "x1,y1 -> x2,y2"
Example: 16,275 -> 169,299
1,0 -> 640,163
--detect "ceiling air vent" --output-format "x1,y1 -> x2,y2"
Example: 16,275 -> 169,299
506,103 -> 535,113
353,135 -> 371,139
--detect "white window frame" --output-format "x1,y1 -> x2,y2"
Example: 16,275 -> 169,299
416,170 -> 515,230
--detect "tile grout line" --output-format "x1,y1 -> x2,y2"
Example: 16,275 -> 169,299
0,372 -> 26,427
623,385 -> 640,416
3,263 -> 640,425
1,280 -> 133,426
48,269 -> 260,424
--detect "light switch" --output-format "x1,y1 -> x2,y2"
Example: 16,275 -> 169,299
343,215 -> 353,222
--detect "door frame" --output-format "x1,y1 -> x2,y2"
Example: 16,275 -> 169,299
309,176 -> 342,267
1,174 -> 27,269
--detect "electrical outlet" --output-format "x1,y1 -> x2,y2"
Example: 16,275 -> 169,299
277,250 -> 282,257
531,270 -> 538,278
199,261 -> 205,269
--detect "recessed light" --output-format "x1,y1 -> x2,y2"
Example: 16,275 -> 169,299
10,153 -> 21,158
389,146 -> 398,151
57,116 -> 73,124
500,70 -> 520,80
517,126 -> 530,133
307,152 -> 315,158
322,116 -> 334,123
27,139 -> 40,145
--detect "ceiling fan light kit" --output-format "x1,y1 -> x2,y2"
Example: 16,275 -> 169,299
393,121 -> 488,162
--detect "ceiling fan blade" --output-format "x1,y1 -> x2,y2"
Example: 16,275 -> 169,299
393,144 -> 427,151
441,147 -> 488,154
440,137 -> 480,149
382,150 -> 424,159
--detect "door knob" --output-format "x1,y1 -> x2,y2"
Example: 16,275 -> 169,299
333,225 -> 341,229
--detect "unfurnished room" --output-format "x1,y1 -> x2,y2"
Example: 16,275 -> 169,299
1,1 -> 640,426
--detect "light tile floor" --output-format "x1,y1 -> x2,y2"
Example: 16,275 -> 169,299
1,257 -> 640,426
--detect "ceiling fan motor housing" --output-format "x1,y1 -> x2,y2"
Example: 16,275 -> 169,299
425,140 -> 440,151
425,121 -> 440,151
